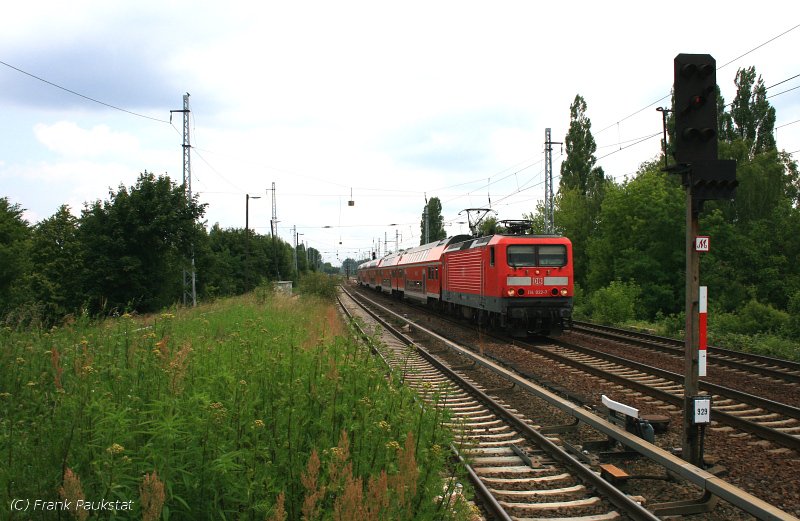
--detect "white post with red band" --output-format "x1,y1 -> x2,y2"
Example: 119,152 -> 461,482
699,286 -> 708,377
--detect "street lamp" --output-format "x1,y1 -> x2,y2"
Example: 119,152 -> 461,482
245,194 -> 261,234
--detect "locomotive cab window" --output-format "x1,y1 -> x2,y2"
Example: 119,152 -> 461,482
538,245 -> 567,267
507,244 -> 567,267
507,245 -> 537,266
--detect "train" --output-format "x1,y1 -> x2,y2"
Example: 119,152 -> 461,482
356,226 -> 573,336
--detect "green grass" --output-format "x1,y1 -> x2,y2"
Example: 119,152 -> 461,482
1,291 -> 474,520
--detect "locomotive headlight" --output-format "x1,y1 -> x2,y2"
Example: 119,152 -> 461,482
560,288 -> 568,296
507,288 -> 515,297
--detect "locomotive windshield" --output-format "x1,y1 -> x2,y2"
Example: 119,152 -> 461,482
507,244 -> 566,267
538,245 -> 567,266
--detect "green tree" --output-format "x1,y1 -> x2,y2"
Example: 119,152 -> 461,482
552,188 -> 591,284
420,197 -> 446,244
586,163 -> 685,318
29,205 -> 83,321
341,258 -> 359,278
553,94 -> 608,288
0,198 -> 31,318
729,66 -> 776,156
78,172 -> 206,314
201,225 -> 293,297
307,246 -> 322,271
476,216 -> 499,236
559,94 -> 605,198
296,242 -> 309,274
203,225 -> 250,297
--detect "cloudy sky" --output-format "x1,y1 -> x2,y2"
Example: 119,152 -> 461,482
2,2 -> 798,264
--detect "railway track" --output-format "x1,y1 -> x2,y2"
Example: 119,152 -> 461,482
511,337 -> 800,453
338,287 -> 659,521
571,320 -> 800,384
351,286 -> 800,453
348,282 -> 797,520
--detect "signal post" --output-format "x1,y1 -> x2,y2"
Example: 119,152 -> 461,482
671,54 -> 737,466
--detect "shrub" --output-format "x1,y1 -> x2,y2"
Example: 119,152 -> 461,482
571,283 -> 588,319
298,272 -> 339,300
589,280 -> 641,325
715,299 -> 789,335
654,311 -> 685,338
785,290 -> 800,338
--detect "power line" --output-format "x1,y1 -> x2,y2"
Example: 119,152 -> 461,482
717,23 -> 800,71
765,73 -> 800,90
767,84 -> 800,100
596,132 -> 661,161
595,24 -> 800,137
0,58 -> 170,123
596,131 -> 668,150
776,119 -> 800,130
595,95 -> 671,136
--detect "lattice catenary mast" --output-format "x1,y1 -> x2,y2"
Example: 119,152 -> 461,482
544,128 -> 562,234
171,93 -> 196,306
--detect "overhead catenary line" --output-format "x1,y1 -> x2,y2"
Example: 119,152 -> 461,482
717,23 -> 800,71
594,23 -> 800,137
596,132 -> 661,161
0,59 -> 170,123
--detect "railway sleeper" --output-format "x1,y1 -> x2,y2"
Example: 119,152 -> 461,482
446,419 -> 505,429
488,483 -> 587,499
469,432 -> 521,442
480,472 -> 573,487
740,412 -> 781,421
758,418 -> 797,427
513,512 -> 623,521
499,495 -> 603,512
712,402 -> 751,411
472,455 -> 533,467
474,465 -> 558,477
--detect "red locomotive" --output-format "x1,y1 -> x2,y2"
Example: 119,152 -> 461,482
357,223 -> 573,335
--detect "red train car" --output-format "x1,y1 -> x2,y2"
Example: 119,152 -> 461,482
357,231 -> 573,336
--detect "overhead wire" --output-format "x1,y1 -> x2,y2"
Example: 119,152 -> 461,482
0,58 -> 171,123
593,23 -> 800,138
717,23 -> 800,71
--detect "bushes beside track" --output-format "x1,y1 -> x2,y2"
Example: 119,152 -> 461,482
575,283 -> 800,362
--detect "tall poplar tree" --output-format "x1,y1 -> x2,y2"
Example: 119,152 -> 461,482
729,66 -> 776,156
559,95 -> 605,198
420,197 -> 446,244
554,94 -> 608,287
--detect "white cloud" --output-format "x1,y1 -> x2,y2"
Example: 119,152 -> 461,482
33,121 -> 141,159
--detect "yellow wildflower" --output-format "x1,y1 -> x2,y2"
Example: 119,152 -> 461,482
106,443 -> 125,455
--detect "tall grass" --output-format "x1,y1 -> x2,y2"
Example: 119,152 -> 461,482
0,291 -> 473,519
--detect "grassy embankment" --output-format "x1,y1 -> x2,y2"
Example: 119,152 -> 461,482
1,280 -> 474,520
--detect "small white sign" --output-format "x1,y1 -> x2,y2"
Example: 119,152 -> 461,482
693,397 -> 711,424
695,236 -> 710,252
